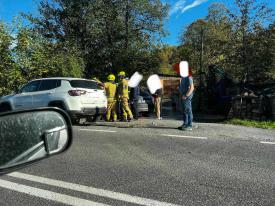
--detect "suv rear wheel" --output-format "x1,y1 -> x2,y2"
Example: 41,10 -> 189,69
87,115 -> 101,122
48,101 -> 79,125
48,101 -> 67,111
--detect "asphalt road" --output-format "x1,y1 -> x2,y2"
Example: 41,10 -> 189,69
0,123 -> 275,206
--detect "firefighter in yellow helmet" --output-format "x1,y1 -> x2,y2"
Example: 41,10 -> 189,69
104,74 -> 117,121
118,71 -> 133,121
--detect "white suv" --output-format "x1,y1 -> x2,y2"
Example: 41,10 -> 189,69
0,77 -> 107,123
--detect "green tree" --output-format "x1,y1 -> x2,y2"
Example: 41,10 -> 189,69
246,23 -> 275,80
0,22 -> 23,95
180,19 -> 208,76
179,1 -> 274,81
26,0 -> 168,78
14,27 -> 84,81
158,45 -> 177,75
228,0 -> 274,79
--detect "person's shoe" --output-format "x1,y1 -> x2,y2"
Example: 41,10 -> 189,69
158,117 -> 162,120
183,126 -> 193,131
178,124 -> 186,130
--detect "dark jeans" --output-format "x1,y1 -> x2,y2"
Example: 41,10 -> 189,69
131,100 -> 139,119
182,96 -> 193,127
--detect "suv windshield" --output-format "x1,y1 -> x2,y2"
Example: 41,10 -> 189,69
69,80 -> 101,90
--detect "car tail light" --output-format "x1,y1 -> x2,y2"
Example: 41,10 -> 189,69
68,90 -> 87,96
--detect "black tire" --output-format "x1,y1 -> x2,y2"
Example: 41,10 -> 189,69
92,115 -> 101,122
0,103 -> 12,113
87,116 -> 94,122
71,118 -> 80,125
87,115 -> 101,122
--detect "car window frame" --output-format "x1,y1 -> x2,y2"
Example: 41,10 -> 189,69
38,79 -> 61,92
19,80 -> 42,94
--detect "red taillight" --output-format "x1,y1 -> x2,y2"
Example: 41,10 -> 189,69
68,90 -> 87,96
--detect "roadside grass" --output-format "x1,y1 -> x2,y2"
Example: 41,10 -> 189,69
225,119 -> 275,129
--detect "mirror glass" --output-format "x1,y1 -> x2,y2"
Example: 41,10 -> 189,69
0,110 -> 69,169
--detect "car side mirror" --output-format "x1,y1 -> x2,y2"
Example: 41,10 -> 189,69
0,108 -> 73,175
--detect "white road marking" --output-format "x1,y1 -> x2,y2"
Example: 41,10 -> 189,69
161,134 -> 208,140
80,129 -> 117,133
8,172 -> 179,206
0,179 -> 109,206
260,141 -> 275,145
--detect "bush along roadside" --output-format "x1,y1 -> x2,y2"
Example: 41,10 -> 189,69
224,119 -> 275,130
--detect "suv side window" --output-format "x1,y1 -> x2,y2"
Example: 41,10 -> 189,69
38,80 -> 61,91
20,81 -> 41,93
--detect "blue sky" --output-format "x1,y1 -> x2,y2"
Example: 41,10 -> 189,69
0,0 -> 274,46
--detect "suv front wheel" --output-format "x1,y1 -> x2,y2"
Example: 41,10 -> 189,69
0,103 -> 12,113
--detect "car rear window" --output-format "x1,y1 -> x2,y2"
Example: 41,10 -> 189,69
69,80 -> 101,89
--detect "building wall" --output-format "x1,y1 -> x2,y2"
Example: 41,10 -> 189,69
159,76 -> 181,99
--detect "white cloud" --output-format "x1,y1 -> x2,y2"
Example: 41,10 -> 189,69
170,0 -> 209,16
169,0 -> 186,16
181,0 -> 208,13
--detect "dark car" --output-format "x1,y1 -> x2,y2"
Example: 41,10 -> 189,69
116,90 -> 153,120
138,90 -> 154,115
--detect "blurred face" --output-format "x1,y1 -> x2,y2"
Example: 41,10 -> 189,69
180,61 -> 189,78
128,72 -> 143,88
147,74 -> 162,94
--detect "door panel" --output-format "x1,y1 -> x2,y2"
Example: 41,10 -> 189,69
13,80 -> 41,110
13,93 -> 33,110
32,80 -> 60,107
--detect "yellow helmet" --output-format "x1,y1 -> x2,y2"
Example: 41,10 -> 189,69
118,71 -> 126,77
107,74 -> 115,81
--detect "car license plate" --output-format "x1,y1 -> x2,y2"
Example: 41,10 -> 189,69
88,93 -> 100,98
